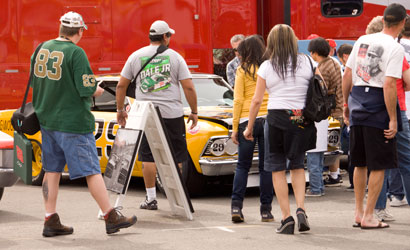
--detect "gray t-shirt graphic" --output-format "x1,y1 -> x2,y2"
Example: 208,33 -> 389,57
121,45 -> 192,118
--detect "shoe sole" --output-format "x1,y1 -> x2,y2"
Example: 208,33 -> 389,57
106,216 -> 137,234
297,213 -> 310,232
261,218 -> 274,222
305,194 -> 322,197
325,183 -> 341,187
390,203 -> 407,207
276,221 -> 295,234
377,217 -> 395,222
42,228 -> 74,237
232,214 -> 244,223
140,206 -> 158,210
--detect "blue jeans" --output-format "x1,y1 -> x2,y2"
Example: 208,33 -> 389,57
307,152 -> 325,194
231,119 -> 273,205
375,169 -> 390,210
375,110 -> 410,208
41,127 -> 101,180
388,168 -> 404,199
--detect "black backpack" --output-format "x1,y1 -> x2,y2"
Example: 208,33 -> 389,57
303,55 -> 336,122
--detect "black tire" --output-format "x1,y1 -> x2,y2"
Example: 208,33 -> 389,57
182,156 -> 207,196
30,140 -> 44,186
0,187 -> 4,201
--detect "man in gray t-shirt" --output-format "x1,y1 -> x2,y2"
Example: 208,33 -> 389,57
116,20 -> 198,210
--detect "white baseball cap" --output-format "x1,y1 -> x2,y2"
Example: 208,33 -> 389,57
60,11 -> 88,30
149,20 -> 175,36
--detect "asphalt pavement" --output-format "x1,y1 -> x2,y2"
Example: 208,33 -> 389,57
0,174 -> 409,250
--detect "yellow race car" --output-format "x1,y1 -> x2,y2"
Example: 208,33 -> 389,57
0,73 -> 342,195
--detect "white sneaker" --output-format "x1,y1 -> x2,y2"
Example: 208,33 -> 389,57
375,209 -> 395,222
390,196 -> 408,207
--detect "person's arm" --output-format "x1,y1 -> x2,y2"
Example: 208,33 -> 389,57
93,86 -> 104,97
243,76 -> 266,141
180,78 -> 198,130
383,76 -> 398,139
116,76 -> 131,127
231,68 -> 245,144
403,69 -> 410,91
342,67 -> 353,126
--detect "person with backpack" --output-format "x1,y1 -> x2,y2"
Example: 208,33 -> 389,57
244,24 -> 316,234
305,38 -> 343,197
230,35 -> 274,223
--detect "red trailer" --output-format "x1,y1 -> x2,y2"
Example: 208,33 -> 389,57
0,0 -> 409,110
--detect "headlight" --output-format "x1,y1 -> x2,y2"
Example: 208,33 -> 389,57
224,138 -> 237,156
209,139 -> 226,156
328,130 -> 340,147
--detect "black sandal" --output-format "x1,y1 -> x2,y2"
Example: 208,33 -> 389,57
276,216 -> 295,234
296,208 -> 310,232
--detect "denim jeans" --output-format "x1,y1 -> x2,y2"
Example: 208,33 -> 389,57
307,152 -> 325,194
375,169 -> 390,210
395,110 -> 410,204
388,168 -> 404,199
375,110 -> 410,208
231,118 -> 273,205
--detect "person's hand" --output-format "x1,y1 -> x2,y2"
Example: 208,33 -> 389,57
243,126 -> 254,141
384,120 -> 397,139
187,113 -> 198,130
93,86 -> 104,97
231,131 -> 239,145
117,110 -> 128,127
343,106 -> 350,127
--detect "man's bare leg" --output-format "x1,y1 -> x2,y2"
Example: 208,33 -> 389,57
353,167 -> 367,224
142,162 -> 157,188
86,174 -> 111,214
43,172 -> 61,214
362,169 -> 387,227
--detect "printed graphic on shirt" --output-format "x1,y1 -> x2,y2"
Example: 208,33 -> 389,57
139,56 -> 172,93
355,43 -> 384,84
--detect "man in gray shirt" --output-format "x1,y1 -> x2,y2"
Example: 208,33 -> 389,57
226,34 -> 245,87
116,20 -> 198,210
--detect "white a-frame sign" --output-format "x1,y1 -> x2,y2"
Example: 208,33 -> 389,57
102,101 -> 194,220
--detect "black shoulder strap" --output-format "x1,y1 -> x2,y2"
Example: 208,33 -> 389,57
22,42 -> 44,113
131,44 -> 168,83
305,54 -> 315,76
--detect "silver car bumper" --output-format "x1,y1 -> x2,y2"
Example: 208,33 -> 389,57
0,149 -> 18,187
199,156 -> 259,176
199,150 -> 343,176
324,150 -> 343,166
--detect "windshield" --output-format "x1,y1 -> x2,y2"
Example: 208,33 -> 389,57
182,77 -> 233,107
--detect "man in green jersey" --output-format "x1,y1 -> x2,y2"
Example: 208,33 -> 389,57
31,11 -> 136,237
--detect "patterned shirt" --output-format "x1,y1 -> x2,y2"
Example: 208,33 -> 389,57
226,57 -> 240,87
318,57 -> 343,118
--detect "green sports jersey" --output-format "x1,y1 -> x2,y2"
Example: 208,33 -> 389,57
31,39 -> 96,134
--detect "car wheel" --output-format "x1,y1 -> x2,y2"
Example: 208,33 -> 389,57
0,187 -> 4,201
30,140 -> 44,186
182,156 -> 207,196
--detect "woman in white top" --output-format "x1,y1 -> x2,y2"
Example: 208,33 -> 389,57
244,24 -> 316,234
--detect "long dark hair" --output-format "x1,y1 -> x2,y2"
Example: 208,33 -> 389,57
237,35 -> 266,81
265,24 -> 299,79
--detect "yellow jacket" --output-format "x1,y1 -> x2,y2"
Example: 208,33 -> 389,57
233,65 -> 268,132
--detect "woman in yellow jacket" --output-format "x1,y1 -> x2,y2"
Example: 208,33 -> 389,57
231,35 -> 273,223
